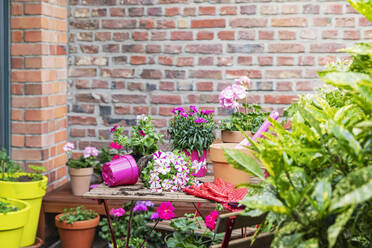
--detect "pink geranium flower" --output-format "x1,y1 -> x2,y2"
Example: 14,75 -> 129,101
156,202 -> 175,220
83,146 -> 99,158
110,142 -> 122,150
110,207 -> 126,217
139,130 -> 145,137
112,155 -> 122,160
63,142 -> 74,152
110,125 -> 118,133
205,210 -> 219,231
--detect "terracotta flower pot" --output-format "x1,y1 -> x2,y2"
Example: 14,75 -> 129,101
69,167 -> 93,196
221,130 -> 252,143
210,143 -> 262,185
55,213 -> 100,248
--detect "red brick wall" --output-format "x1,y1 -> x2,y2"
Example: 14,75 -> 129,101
11,0 -> 68,191
67,0 -> 371,150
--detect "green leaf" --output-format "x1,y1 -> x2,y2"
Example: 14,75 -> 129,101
298,238 -> 319,248
241,190 -> 289,214
328,206 -> 355,248
331,180 -> 372,210
224,148 -> 265,180
312,179 -> 332,211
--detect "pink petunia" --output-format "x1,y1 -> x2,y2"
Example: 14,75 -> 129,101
110,125 -> 118,133
110,142 -> 122,150
139,130 -> 145,137
156,202 -> 175,220
110,207 -> 126,217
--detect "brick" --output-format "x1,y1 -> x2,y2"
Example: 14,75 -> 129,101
112,94 -> 146,104
266,70 -> 302,79
95,32 -> 111,41
12,58 -> 23,69
25,109 -> 53,121
335,17 -> 355,27
299,56 -> 315,66
226,70 -> 261,79
303,4 -> 319,14
237,56 -> 252,65
217,56 -> 233,66
191,19 -> 225,28
164,45 -> 182,54
278,30 -> 296,40
282,4 -> 298,14
241,5 -> 256,15
296,81 -> 321,91
146,44 -> 161,53
220,6 -> 237,15
12,149 -> 43,161
12,135 -> 24,147
259,30 -> 274,40
130,56 -> 146,65
82,0 -> 116,5
68,116 -> 97,125
115,106 -> 131,114
238,30 -> 255,40
159,82 -> 175,91
324,4 -> 343,14
260,5 -> 278,15
122,44 -> 144,53
343,30 -> 360,40
171,31 -> 193,40
277,56 -> 295,66
268,43 -> 305,53
132,31 -> 148,41
133,106 -> 149,114
157,20 -> 176,29
197,31 -> 214,40
227,44 -> 263,53
190,70 -> 222,79
218,31 -> 234,40
101,69 -> 134,78
140,19 -> 155,29
159,107 -> 174,116
264,94 -> 297,104
198,57 -> 214,66
186,44 -> 222,54
151,95 -> 181,104
151,31 -> 166,40
128,82 -> 144,91
92,8 -> 107,17
76,32 -> 93,41
183,7 -> 196,16
165,7 -> 179,16
196,82 -> 213,91
159,56 -> 174,66
128,7 -> 143,16
148,7 -> 162,16
276,82 -> 292,91
69,68 -> 96,77
300,29 -> 317,40
110,8 -> 126,16
230,18 -> 267,28
102,20 -> 136,29
310,43 -> 346,53
103,44 -> 120,52
313,17 -> 332,27
12,31 -> 23,42
141,69 -> 162,79
322,30 -> 338,39
69,20 -> 99,30
80,45 -> 99,53
272,17 -> 307,27
12,109 -> 23,121
177,57 -> 194,66
165,70 -> 185,79
199,6 -> 215,15
113,32 -> 130,41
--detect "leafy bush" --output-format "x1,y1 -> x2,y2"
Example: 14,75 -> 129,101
225,5 -> 372,247
58,206 -> 97,224
0,198 -> 19,214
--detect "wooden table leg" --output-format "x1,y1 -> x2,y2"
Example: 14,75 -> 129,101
192,202 -> 204,220
101,199 -> 117,248
37,204 -> 46,242
125,200 -> 135,248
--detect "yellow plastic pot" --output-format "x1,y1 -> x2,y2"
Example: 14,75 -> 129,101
0,173 -> 48,246
0,198 -> 30,248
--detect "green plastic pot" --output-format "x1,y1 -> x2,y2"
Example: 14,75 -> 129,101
0,173 -> 48,246
0,198 -> 30,248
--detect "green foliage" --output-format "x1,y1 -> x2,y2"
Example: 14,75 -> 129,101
165,214 -> 223,248
113,115 -> 163,160
58,206 -> 97,224
27,165 -> 46,181
347,0 -> 372,22
66,155 -> 99,169
95,146 -> 121,176
0,198 -> 19,214
219,104 -> 269,132
98,202 -> 163,248
226,40 -> 372,248
168,107 -> 215,156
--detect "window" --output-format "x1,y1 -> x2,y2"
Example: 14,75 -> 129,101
0,0 -> 9,151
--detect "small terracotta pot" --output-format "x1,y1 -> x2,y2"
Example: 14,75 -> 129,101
221,130 -> 252,143
69,167 -> 93,196
55,213 -> 100,248
210,143 -> 262,185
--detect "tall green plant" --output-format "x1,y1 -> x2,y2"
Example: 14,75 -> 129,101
224,4 -> 372,247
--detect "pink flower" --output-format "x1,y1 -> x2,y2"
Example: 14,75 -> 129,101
83,146 -> 99,158
156,202 -> 175,220
180,112 -> 188,118
89,184 -> 99,189
194,117 -> 207,124
205,211 -> 219,231
171,107 -> 185,114
110,125 -> 118,133
110,142 -> 122,150
110,207 -> 126,217
112,155 -> 122,160
139,130 -> 145,137
235,76 -> 251,88
150,212 -> 159,221
231,84 -> 247,99
201,109 -> 214,115
189,105 -> 198,115
63,142 -> 74,152
219,83 -> 247,110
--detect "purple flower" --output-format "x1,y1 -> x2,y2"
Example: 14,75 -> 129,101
110,125 -> 118,133
134,202 -> 148,212
171,107 -> 185,114
189,105 -> 198,115
63,142 -> 74,152
110,207 -> 126,217
201,109 -> 214,115
89,184 -> 99,189
150,212 -> 159,221
180,112 -> 188,118
194,117 -> 207,124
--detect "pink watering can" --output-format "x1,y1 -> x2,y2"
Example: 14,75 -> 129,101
236,111 -> 280,149
102,155 -> 139,187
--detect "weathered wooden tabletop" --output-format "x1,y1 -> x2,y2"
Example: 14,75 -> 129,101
83,176 -> 215,203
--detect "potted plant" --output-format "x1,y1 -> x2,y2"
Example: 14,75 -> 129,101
219,77 -> 268,143
99,201 -> 163,248
55,206 -> 100,248
111,115 -> 164,162
168,106 -> 215,177
64,143 -> 99,196
141,150 -> 196,192
0,197 -> 30,248
0,149 -> 48,247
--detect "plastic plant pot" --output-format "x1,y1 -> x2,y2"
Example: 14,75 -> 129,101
102,155 -> 139,187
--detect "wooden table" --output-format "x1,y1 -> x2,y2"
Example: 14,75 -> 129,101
83,178 -> 216,248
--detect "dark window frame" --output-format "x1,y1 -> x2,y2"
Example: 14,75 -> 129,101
0,0 -> 10,152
